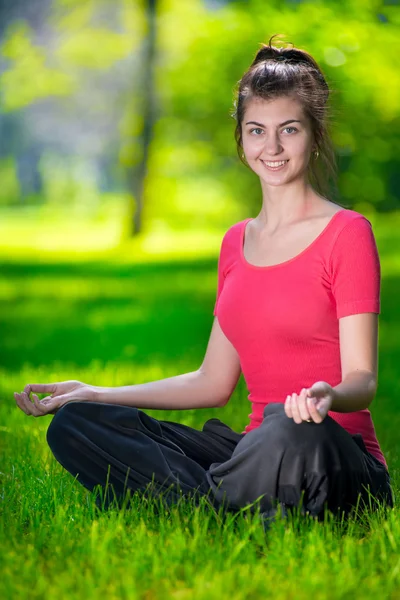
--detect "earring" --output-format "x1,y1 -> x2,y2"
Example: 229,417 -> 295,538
314,149 -> 320,159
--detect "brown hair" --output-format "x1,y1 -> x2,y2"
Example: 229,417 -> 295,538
234,35 -> 338,199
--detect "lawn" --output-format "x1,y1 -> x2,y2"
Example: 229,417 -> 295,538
1,208 -> 399,599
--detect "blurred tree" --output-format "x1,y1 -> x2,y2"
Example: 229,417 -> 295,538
0,0 -> 144,212
126,0 -> 157,238
0,0 -> 399,229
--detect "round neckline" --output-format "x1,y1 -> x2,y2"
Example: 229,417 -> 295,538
240,209 -> 347,270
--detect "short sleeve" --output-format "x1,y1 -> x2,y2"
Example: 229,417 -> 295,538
213,237 -> 225,317
329,216 -> 381,319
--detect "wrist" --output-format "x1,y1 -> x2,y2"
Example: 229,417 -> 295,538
87,384 -> 100,403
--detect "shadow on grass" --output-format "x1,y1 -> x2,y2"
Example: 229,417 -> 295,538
0,257 -> 218,371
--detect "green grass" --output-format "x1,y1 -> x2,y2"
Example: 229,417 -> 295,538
1,207 -> 400,599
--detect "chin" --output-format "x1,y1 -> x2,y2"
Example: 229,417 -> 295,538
262,180 -> 290,187
259,173 -> 293,185
257,168 -> 306,187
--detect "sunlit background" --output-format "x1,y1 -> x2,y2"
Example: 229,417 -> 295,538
1,0 -> 399,257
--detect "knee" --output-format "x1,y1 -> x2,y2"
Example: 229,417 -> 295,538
46,402 -> 81,455
263,402 -> 332,430
260,403 -> 334,448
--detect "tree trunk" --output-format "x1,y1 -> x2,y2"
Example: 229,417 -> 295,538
129,0 -> 157,237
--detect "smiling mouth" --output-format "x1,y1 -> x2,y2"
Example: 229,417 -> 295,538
261,159 -> 289,171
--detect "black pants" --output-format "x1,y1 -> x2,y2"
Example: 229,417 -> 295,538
46,401 -> 394,520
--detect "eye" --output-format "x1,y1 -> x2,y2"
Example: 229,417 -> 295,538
283,127 -> 298,134
250,128 -> 264,135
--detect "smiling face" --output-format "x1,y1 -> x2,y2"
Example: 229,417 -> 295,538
241,95 -> 315,186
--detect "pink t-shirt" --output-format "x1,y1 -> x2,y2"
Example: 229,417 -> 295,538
213,209 -> 387,469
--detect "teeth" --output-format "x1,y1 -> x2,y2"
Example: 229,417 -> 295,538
263,160 -> 288,167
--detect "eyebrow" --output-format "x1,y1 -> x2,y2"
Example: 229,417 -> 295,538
245,119 -> 303,127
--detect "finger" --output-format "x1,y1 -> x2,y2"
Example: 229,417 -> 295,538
24,383 -> 57,398
21,391 -> 44,417
39,396 -> 62,414
298,389 -> 311,422
37,395 -> 54,404
284,395 -> 293,418
307,396 -> 323,423
19,391 -> 37,416
290,393 -> 302,424
44,394 -> 68,407
20,391 -> 35,415
32,393 -> 50,415
14,392 -> 30,415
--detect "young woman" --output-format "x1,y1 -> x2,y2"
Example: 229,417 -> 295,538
14,37 -> 394,522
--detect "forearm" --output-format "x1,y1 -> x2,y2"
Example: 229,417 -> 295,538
91,369 -> 227,410
331,370 -> 377,412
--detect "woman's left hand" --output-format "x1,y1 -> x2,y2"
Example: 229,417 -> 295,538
284,381 -> 335,424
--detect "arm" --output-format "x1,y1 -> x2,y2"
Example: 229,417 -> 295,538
330,312 -> 378,412
286,216 -> 381,423
16,318 -> 241,415
285,312 -> 379,423
327,215 -> 380,413
92,317 -> 241,410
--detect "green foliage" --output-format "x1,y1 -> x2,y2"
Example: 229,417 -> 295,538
1,22 -> 74,110
56,28 -> 137,69
39,153 -> 100,212
152,0 -> 400,221
0,0 -> 399,227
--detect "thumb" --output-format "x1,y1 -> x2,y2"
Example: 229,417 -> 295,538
308,381 -> 327,396
307,388 -> 322,404
41,393 -> 70,408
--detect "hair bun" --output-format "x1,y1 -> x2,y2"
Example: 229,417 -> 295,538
251,43 -> 329,98
251,46 -> 281,66
253,45 -> 314,67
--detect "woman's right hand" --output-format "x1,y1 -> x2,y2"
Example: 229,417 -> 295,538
14,380 -> 95,417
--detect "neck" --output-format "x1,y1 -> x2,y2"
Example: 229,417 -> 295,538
257,179 -> 323,232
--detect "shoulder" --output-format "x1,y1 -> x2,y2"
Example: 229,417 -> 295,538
334,208 -> 373,229
328,209 -> 380,274
329,209 -> 376,249
219,219 -> 249,249
223,219 -> 249,237
216,219 -> 249,274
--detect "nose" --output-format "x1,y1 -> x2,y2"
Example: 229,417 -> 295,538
262,133 -> 283,156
